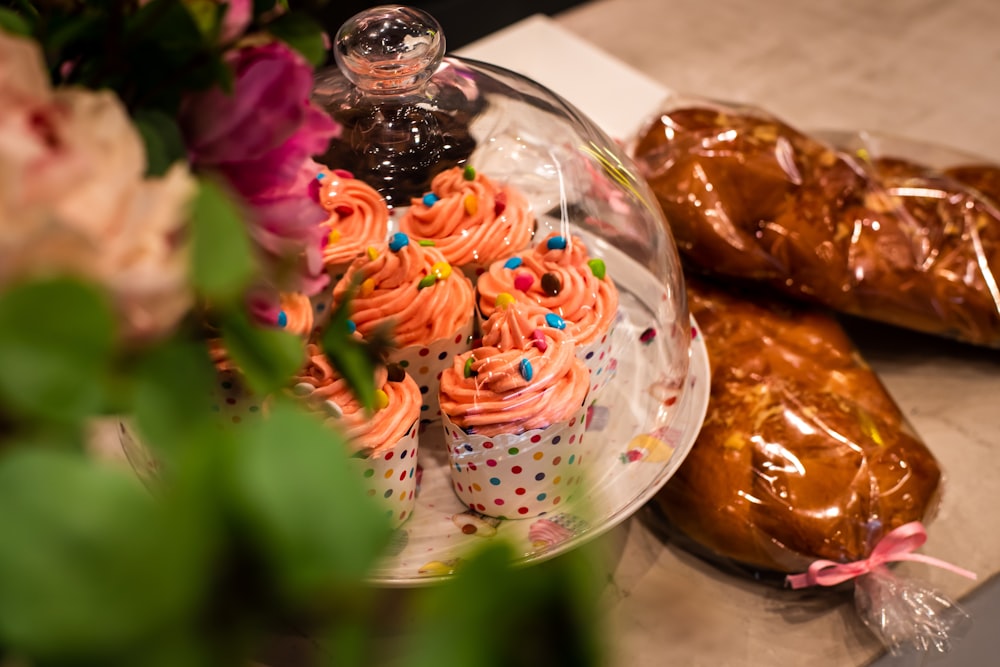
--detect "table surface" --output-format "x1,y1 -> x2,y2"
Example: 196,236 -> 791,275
457,1 -> 1000,665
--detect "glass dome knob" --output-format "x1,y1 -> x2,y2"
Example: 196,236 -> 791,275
334,5 -> 445,95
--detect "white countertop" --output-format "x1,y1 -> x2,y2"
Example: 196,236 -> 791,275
459,3 -> 1000,665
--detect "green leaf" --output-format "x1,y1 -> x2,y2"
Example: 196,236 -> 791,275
397,543 -> 605,667
228,400 -> 391,602
268,12 -> 327,67
322,285 -> 376,412
133,109 -> 188,176
0,449 -> 212,657
0,8 -> 32,36
190,179 -> 256,302
219,308 -> 303,396
0,279 -> 114,423
131,339 -> 217,454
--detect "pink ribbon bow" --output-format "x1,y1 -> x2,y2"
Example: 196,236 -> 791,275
785,521 -> 978,589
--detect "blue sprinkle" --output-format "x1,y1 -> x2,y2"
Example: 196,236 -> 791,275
503,256 -> 523,270
519,358 -> 533,381
316,172 -> 325,180
388,232 -> 410,252
422,192 -> 439,207
489,477 -> 501,486
277,311 -> 288,327
545,313 -> 566,330
347,320 -> 356,334
546,235 -> 567,250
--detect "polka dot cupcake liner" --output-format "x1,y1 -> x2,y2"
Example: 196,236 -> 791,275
389,317 -> 474,427
441,405 -> 592,519
348,419 -> 420,529
578,320 -> 618,400
211,369 -> 264,426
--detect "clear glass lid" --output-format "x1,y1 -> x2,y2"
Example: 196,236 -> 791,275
309,5 -> 704,581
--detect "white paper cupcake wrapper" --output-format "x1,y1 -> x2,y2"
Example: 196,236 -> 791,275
441,404 -> 591,519
210,369 -> 264,426
578,314 -> 620,399
347,420 -> 420,529
389,316 -> 474,427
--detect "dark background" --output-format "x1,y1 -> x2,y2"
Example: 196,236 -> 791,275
318,1 -> 589,51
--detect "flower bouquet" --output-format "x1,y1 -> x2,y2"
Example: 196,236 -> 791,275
0,2 -> 604,665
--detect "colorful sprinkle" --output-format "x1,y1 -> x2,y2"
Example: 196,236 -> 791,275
546,235 -> 567,250
418,239 -> 436,246
374,389 -> 389,410
463,165 -> 476,181
463,356 -> 476,378
431,261 -> 452,280
541,272 -> 562,296
494,200 -> 506,216
360,278 -> 375,296
366,246 -> 379,261
513,273 -> 534,292
463,194 -> 478,216
332,169 -> 354,179
504,256 -> 523,270
495,292 -> 516,309
640,327 -> 656,344
316,172 -> 325,180
387,363 -> 405,382
327,229 -> 341,244
389,232 -> 409,252
422,192 -> 439,207
334,204 -> 354,217
545,313 -> 566,329
530,328 -> 547,352
519,358 -> 533,381
418,274 -> 438,290
587,258 -> 606,280
277,311 -> 288,328
346,320 -> 356,334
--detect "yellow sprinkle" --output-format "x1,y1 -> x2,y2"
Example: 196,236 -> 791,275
431,261 -> 452,280
360,278 -> 375,296
856,148 -> 871,162
327,229 -> 341,244
367,246 -> 379,261
463,194 -> 478,216
495,292 -> 516,309
374,389 -> 389,411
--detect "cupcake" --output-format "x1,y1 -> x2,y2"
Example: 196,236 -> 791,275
439,297 -> 591,518
332,232 -> 475,426
291,343 -> 421,527
398,165 -> 535,277
312,168 -> 391,325
476,232 -> 620,395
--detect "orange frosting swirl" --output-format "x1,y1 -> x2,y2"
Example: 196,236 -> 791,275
477,233 -> 619,345
398,166 -> 535,268
332,239 -> 474,347
439,302 -> 590,436
277,292 -> 314,337
291,343 -> 420,456
318,169 -> 390,268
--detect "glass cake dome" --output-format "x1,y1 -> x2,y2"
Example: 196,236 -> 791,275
307,5 -> 709,584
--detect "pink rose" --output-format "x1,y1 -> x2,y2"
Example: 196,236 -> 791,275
181,41 -> 339,296
0,32 -> 195,343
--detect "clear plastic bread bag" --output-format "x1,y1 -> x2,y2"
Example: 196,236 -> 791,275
646,277 -> 977,655
627,96 -> 1000,347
